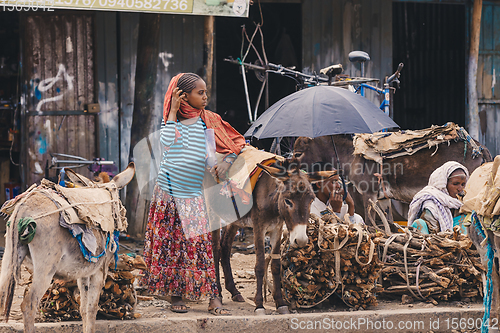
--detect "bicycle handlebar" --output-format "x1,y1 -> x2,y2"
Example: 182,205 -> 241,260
224,58 -> 329,84
225,57 -> 402,91
386,63 -> 404,85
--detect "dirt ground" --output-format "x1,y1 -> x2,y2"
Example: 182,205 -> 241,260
0,225 -> 482,325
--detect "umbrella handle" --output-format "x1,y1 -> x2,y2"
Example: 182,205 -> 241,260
340,175 -> 347,202
330,135 -> 347,201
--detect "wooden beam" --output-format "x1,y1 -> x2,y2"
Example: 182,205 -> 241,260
467,0 -> 482,140
125,13 -> 161,238
204,16 -> 215,109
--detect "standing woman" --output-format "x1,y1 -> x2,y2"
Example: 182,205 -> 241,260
142,73 -> 246,315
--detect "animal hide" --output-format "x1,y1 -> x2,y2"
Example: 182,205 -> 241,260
54,183 -> 127,232
353,123 -> 461,164
1,179 -> 127,233
213,145 -> 284,193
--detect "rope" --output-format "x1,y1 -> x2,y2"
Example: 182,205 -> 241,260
457,127 -> 483,159
352,223 -> 375,266
463,141 -> 468,163
403,228 -> 423,300
414,257 -> 426,299
472,211 -> 493,333
382,233 -> 398,263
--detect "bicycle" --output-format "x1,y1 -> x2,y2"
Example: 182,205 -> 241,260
344,51 -> 404,117
227,51 -> 403,157
46,153 -> 117,181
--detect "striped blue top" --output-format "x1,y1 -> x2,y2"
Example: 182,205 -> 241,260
157,118 -> 206,198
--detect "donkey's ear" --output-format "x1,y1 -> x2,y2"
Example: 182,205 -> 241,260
257,163 -> 289,182
111,162 -> 136,189
308,170 -> 338,184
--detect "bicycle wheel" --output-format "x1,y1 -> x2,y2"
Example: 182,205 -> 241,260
270,137 -> 296,158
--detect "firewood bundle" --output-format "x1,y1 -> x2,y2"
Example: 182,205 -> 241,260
281,213 -> 383,310
40,254 -> 146,321
376,226 -> 484,302
38,280 -> 81,321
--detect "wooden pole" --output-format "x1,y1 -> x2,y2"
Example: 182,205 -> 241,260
467,0 -> 482,140
204,16 -> 215,109
126,13 -> 161,238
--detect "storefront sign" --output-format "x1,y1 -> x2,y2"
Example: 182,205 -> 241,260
1,0 -> 249,17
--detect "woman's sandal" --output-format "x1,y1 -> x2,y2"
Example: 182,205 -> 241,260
171,304 -> 189,313
208,307 -> 231,316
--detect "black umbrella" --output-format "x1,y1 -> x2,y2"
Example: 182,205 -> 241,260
244,86 -> 399,139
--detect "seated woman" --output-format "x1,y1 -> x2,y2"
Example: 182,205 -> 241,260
311,177 -> 364,224
407,161 -> 469,234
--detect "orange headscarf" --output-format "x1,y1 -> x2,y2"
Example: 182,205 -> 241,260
163,73 -> 246,155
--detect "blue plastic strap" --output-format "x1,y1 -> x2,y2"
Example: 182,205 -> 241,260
472,212 -> 494,333
70,230 -> 110,263
113,230 -> 120,270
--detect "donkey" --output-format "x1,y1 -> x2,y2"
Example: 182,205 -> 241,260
206,163 -> 337,315
0,163 -> 135,333
349,139 -> 491,223
293,135 -> 355,177
292,135 -> 492,223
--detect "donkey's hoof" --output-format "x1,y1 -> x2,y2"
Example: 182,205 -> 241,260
232,294 -> 245,302
254,308 -> 266,316
277,306 -> 290,314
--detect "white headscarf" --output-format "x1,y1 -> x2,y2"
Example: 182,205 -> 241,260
408,161 -> 469,232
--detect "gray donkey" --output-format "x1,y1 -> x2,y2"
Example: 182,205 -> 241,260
0,162 -> 135,333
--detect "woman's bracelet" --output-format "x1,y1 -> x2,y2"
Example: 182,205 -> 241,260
223,153 -> 237,165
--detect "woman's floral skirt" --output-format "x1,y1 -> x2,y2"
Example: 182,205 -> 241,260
141,184 -> 219,301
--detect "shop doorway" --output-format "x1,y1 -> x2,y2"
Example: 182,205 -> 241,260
392,3 -> 466,130
215,2 -> 302,136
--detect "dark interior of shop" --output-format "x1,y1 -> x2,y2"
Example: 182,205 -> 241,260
215,2 -> 302,148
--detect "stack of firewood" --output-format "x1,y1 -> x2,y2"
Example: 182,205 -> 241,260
376,227 -> 484,303
281,213 -> 383,310
38,280 -> 81,321
40,254 -> 146,321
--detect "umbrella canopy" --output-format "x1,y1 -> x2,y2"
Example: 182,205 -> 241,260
244,86 -> 399,139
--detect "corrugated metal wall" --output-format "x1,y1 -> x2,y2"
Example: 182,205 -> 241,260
95,12 -> 204,175
94,12 -> 204,235
119,13 -> 140,175
477,3 -> 500,156
22,12 -> 96,186
302,0 -> 393,107
152,14 -> 206,132
95,12 -> 119,174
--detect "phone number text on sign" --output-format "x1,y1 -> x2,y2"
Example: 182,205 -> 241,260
4,0 -> 192,13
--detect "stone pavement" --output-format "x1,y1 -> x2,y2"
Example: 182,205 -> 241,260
0,303 -> 485,333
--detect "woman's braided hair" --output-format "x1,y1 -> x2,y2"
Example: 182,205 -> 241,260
177,73 -> 202,93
